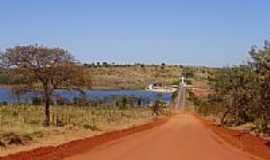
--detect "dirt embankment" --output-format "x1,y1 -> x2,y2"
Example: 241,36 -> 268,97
0,117 -> 169,160
197,115 -> 270,160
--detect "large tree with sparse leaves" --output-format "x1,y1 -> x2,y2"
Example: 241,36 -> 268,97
0,45 -> 92,126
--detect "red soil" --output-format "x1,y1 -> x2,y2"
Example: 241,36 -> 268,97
1,114 -> 270,160
198,115 -> 270,160
0,118 -> 168,160
64,114 -> 255,160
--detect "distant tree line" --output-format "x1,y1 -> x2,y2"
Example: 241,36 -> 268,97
191,41 -> 270,134
83,62 -> 184,69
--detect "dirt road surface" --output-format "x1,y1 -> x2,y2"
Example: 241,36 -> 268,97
64,114 -> 257,160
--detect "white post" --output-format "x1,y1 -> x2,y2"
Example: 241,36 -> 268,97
181,76 -> 184,85
175,76 -> 186,109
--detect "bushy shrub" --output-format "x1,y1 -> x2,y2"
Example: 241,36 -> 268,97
151,100 -> 167,116
32,97 -> 42,105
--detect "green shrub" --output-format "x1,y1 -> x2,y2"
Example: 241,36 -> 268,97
151,100 -> 167,116
32,97 -> 42,105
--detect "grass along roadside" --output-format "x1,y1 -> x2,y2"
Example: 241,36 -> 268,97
0,105 -> 159,156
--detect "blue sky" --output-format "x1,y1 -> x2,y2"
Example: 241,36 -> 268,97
0,0 -> 269,66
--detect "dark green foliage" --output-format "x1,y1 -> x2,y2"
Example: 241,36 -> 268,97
102,62 -> 109,67
119,97 -> 128,110
182,67 -> 194,78
192,41 -> 270,134
0,101 -> 8,105
137,98 -> 142,107
151,100 -> 167,116
32,97 -> 42,105
0,73 -> 9,84
171,91 -> 178,101
185,79 -> 192,85
161,63 -> 166,69
248,41 -> 270,133
170,80 -> 180,85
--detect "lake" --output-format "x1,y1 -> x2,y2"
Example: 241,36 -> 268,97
0,88 -> 172,106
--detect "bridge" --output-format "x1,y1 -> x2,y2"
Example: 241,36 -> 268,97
175,76 -> 187,110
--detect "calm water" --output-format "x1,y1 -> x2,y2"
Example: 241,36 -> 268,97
0,88 -> 172,105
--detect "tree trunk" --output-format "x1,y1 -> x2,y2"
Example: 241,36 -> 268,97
261,113 -> 268,133
221,109 -> 230,127
43,83 -> 51,127
44,96 -> 50,127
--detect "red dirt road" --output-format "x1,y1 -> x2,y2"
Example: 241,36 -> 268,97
65,114 -> 257,160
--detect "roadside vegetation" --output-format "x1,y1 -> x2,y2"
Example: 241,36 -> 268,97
190,41 -> 270,135
0,105 -> 155,148
0,97 -> 170,151
0,45 -> 171,152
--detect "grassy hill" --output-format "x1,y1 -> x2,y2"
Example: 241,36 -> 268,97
88,65 -> 183,90
0,64 -> 212,90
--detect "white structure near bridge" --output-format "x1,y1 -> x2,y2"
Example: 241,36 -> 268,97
180,76 -> 187,87
146,82 -> 177,93
146,76 -> 187,93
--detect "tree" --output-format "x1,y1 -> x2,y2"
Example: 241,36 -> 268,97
0,45 -> 92,126
152,100 -> 167,116
190,40 -> 270,133
96,62 -> 101,67
248,41 -> 270,132
211,66 -> 257,126
182,67 -> 194,78
161,63 -> 166,69
102,62 -> 109,67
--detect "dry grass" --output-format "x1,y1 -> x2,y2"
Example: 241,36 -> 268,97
89,66 -> 182,89
0,105 -> 154,149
